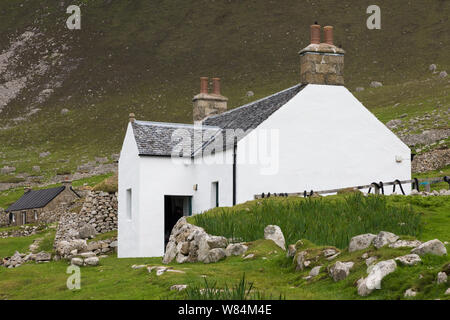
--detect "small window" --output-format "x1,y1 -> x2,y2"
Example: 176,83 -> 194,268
211,182 -> 219,208
10,213 -> 15,224
34,210 -> 38,220
126,188 -> 132,220
22,211 -> 27,224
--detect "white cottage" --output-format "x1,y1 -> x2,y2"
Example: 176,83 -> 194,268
118,25 -> 411,258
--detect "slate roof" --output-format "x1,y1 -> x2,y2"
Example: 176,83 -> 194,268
132,121 -> 221,157
6,186 -> 67,212
132,83 -> 305,157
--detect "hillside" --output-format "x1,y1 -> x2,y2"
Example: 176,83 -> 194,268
0,0 -> 449,183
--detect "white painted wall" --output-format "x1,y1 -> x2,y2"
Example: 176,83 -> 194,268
118,84 -> 411,258
118,123 -> 141,258
236,84 -> 411,202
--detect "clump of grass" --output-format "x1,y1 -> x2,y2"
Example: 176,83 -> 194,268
190,193 -> 422,249
185,274 -> 282,300
92,174 -> 118,193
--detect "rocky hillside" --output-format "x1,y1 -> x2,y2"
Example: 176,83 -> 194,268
0,0 -> 449,184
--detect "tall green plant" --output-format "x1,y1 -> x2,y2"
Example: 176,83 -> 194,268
191,194 -> 422,249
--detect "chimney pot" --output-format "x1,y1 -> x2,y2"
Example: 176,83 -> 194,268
310,23 -> 321,44
323,26 -> 334,45
129,113 -> 135,123
200,77 -> 208,94
212,78 -> 221,95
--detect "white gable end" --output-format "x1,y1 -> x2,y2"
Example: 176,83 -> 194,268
236,84 -> 411,200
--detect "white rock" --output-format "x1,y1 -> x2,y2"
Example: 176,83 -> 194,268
84,256 -> 99,266
445,288 -> 450,295
395,254 -> 421,266
131,264 -> 147,269
365,256 -> 378,267
373,231 -> 399,249
349,234 -> 376,252
202,248 -> 226,264
176,253 -> 189,264
437,272 -> 448,284
170,284 -> 188,291
264,225 -> 286,250
365,259 -> 397,291
71,257 -> 83,266
389,240 -> 422,249
411,239 -> 447,256
286,244 -> 296,258
243,253 -> 255,260
329,261 -> 354,281
80,251 -> 96,258
309,266 -> 322,277
162,241 -> 177,264
404,289 -> 417,297
225,243 -> 248,257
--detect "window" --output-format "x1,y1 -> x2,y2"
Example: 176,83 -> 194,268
34,210 -> 38,220
126,188 -> 132,220
22,211 -> 26,224
10,213 -> 15,224
211,182 -> 219,208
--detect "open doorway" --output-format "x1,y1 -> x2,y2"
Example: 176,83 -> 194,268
164,195 -> 192,248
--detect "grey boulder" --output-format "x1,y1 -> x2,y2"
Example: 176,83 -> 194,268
411,239 -> 447,256
264,225 -> 286,250
373,231 -> 399,249
348,234 -> 376,252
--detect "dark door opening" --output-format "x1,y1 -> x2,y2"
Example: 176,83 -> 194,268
164,195 -> 192,248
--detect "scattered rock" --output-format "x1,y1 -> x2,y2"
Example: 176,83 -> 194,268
445,288 -> 450,295
202,248 -> 226,264
71,257 -> 83,266
34,251 -> 51,262
61,108 -> 69,115
439,71 -> 447,78
170,284 -> 188,291
246,91 -> 254,97
404,289 -> 417,297
355,87 -> 364,92
365,256 -> 378,267
373,231 -> 399,249
225,243 -> 248,257
395,254 -> 421,266
386,119 -> 402,130
243,253 -> 255,260
411,239 -> 447,256
429,64 -> 437,72
329,261 -> 354,281
358,260 -> 397,296
39,151 -> 51,158
84,256 -> 99,266
370,81 -> 383,88
264,225 -> 285,250
437,272 -> 448,284
389,240 -> 422,249
309,266 -> 322,277
349,233 -> 376,252
323,248 -> 338,258
295,251 -> 308,271
286,244 -> 296,258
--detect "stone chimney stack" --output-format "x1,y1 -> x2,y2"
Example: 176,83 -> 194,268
193,77 -> 228,123
299,24 -> 345,85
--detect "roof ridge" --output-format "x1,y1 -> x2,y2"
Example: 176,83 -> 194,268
134,120 -> 220,130
202,83 -> 303,122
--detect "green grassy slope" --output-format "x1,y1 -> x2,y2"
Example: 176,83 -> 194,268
0,0 -> 449,180
0,195 -> 448,300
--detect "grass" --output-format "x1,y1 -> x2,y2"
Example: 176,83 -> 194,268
189,193 -> 422,249
0,227 -> 54,258
92,174 -> 118,193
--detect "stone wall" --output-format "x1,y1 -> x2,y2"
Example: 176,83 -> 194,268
54,191 -> 117,245
0,208 -> 8,227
